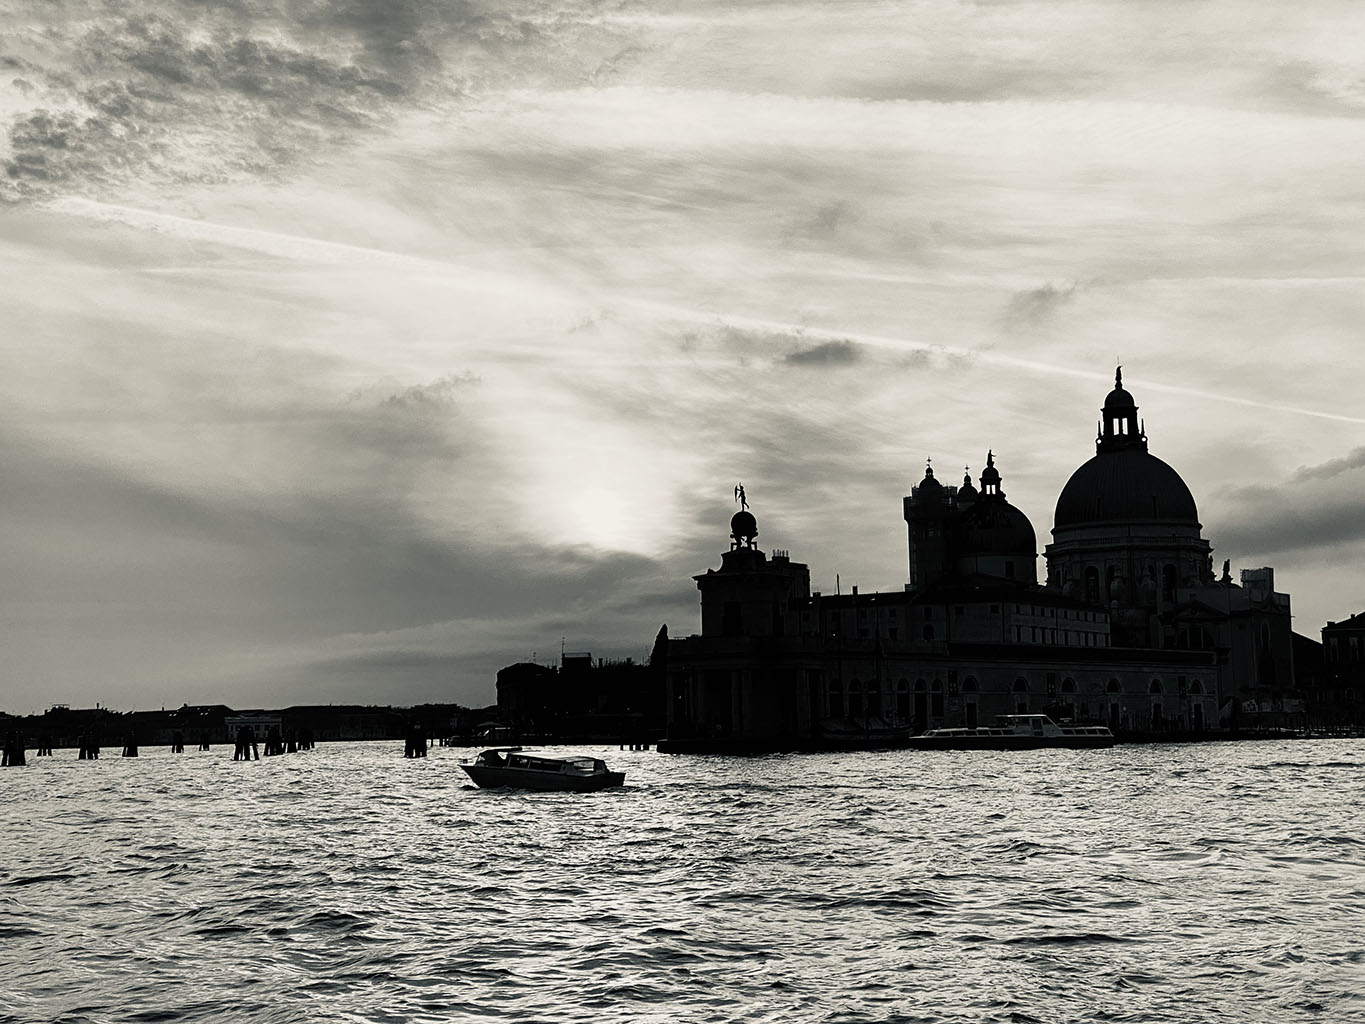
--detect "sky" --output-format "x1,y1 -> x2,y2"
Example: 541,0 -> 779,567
4,0 -> 1365,714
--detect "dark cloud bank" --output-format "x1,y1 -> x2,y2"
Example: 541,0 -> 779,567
1217,446 -> 1365,560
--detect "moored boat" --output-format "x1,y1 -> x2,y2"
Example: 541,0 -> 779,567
908,714 -> 1114,750
460,747 -> 625,791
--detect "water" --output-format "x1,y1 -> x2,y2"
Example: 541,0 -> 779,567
2,741 -> 1363,1024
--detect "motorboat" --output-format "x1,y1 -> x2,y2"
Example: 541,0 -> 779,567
460,747 -> 626,791
908,714 -> 1114,750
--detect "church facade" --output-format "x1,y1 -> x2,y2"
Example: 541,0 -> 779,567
662,371 -> 1294,752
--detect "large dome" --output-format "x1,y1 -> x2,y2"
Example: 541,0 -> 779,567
1054,448 -> 1199,528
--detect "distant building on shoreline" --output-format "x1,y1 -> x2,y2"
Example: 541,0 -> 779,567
662,369 -> 1302,752
0,701 -> 496,750
494,640 -> 667,744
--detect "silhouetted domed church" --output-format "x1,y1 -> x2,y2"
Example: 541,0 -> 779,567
662,368 -> 1297,753
1047,368 -> 1213,647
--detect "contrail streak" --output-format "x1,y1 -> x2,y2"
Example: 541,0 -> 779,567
48,196 -> 1365,426
623,301 -> 1365,426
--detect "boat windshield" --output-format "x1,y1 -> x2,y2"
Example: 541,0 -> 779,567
560,758 -> 607,774
502,753 -> 608,774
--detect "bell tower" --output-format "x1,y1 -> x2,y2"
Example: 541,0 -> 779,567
904,460 -> 951,592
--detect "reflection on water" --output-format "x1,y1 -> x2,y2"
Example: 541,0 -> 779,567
2,741 -> 1363,1023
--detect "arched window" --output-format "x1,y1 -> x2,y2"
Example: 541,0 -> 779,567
828,678 -> 843,717
915,678 -> 927,691
922,624 -> 935,641
849,678 -> 863,715
1012,677 -> 1029,713
1149,679 -> 1163,694
896,678 -> 910,719
1012,678 -> 1029,693
1061,678 -> 1076,694
1107,678 -> 1121,694
1190,681 -> 1204,695
962,677 -> 978,692
930,679 -> 944,717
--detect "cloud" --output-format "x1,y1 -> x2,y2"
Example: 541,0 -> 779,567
378,373 -> 481,411
1005,281 -> 1081,326
0,412 -> 674,710
1291,446 -> 1365,483
1215,448 -> 1365,560
783,339 -> 861,366
1,1 -> 639,200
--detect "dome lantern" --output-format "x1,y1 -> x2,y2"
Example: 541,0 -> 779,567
1097,365 -> 1147,454
980,450 -> 1004,498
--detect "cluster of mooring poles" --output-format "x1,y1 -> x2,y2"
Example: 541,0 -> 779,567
1,731 -> 26,766
233,726 -> 259,760
2,725 -> 323,763
403,722 -> 428,758
232,725 -> 315,761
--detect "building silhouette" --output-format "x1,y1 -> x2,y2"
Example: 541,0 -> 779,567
662,369 -> 1298,752
494,641 -> 666,743
1300,613 -> 1365,732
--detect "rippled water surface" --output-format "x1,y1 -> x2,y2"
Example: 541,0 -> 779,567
2,741 -> 1364,1023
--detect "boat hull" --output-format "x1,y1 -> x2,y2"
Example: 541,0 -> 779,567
460,765 -> 625,791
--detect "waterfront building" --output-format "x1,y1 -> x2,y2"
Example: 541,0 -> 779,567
662,370 -> 1295,752
495,643 -> 666,742
1303,612 -> 1365,732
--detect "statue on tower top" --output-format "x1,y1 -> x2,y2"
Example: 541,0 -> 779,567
735,483 -> 748,510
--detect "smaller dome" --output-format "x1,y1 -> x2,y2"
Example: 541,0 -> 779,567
1104,366 -> 1136,409
917,463 -> 942,492
1104,385 -> 1135,409
730,509 -> 757,541
959,499 -> 1037,557
957,468 -> 979,503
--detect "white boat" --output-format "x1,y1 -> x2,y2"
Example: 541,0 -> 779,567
908,714 -> 1114,750
460,747 -> 625,791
